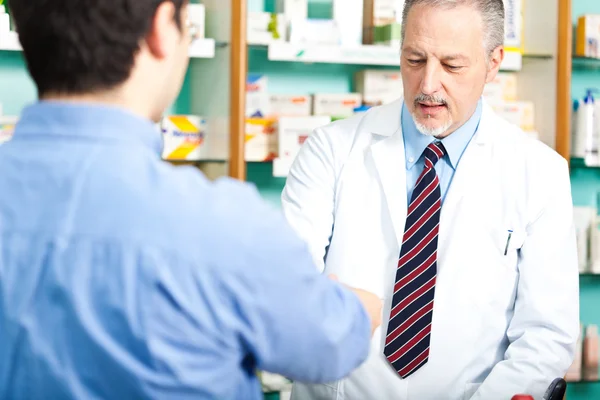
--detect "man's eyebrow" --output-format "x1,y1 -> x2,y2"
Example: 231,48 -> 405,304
403,47 -> 426,57
442,54 -> 468,61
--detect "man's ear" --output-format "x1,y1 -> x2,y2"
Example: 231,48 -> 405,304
145,1 -> 178,60
485,46 -> 505,84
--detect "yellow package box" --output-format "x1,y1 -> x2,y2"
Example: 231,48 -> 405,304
0,116 -> 18,145
483,73 -> 518,104
161,115 -> 207,161
576,15 -> 600,58
492,101 -> 535,132
245,118 -> 278,162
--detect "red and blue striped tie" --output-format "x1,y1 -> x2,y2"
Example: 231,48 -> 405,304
384,141 -> 445,378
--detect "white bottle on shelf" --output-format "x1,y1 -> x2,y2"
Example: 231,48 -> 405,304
582,89 -> 600,166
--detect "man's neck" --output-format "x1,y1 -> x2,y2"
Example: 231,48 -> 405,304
40,90 -> 153,121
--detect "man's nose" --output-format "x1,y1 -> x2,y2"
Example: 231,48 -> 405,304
420,62 -> 443,95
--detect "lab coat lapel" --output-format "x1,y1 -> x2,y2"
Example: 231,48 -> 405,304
369,100 -> 408,249
439,103 -> 495,254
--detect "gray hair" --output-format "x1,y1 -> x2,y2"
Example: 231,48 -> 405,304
400,0 -> 505,56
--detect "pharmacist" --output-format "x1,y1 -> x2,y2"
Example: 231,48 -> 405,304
281,0 -> 579,399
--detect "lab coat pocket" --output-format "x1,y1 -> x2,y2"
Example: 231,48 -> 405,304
463,382 -> 481,400
491,228 -> 526,274
466,227 -> 522,314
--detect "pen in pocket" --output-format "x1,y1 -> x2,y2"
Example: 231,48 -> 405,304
504,230 -> 513,256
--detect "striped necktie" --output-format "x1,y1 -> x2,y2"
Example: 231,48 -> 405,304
383,141 -> 446,378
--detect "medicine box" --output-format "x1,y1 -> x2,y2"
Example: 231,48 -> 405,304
247,12 -> 287,45
363,0 -> 404,44
492,101 -> 535,132
355,70 -> 403,106
274,116 -> 332,177
269,94 -> 312,117
246,74 -> 271,118
161,115 -> 208,161
0,116 -> 17,146
289,19 -> 341,46
373,23 -> 401,47
333,0 -> 364,46
313,93 -> 363,118
503,0 -> 523,51
576,15 -> 600,58
245,118 -> 278,162
483,73 -> 518,104
188,4 -> 205,40
276,0 -> 308,22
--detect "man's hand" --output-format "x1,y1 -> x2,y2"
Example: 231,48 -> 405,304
330,275 -> 382,336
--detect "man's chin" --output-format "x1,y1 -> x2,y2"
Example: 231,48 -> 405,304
414,119 -> 453,137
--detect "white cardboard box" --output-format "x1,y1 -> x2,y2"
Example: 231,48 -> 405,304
313,93 -> 363,117
247,12 -> 287,45
276,0 -> 308,21
188,4 -> 205,39
503,0 -> 523,50
0,115 -> 17,145
575,206 -> 596,273
269,94 -> 312,117
355,70 -> 403,106
161,115 -> 208,161
333,0 -> 364,46
289,19 -> 341,46
246,75 -> 271,117
492,101 -> 535,132
274,116 -> 332,177
245,118 -> 279,161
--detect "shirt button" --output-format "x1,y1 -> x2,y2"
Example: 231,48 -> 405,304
408,157 -> 415,163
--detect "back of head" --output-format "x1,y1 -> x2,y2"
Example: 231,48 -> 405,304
7,0 -> 192,122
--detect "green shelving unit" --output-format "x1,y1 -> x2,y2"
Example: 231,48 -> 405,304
569,6 -> 600,400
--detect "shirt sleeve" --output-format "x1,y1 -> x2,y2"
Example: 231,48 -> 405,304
206,179 -> 372,384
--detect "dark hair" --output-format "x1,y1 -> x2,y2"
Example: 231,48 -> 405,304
7,0 -> 186,96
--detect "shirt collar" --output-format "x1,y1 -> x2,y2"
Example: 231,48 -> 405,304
13,101 -> 163,155
402,98 -> 483,170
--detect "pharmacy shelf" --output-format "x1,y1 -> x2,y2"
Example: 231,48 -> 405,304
261,42 -> 523,71
573,56 -> 600,71
571,158 -> 600,168
0,35 -> 21,51
0,37 -> 216,58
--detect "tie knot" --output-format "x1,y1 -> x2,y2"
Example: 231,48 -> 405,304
423,141 -> 446,166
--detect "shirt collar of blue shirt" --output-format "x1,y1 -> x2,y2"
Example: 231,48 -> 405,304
14,101 -> 163,155
402,98 -> 483,170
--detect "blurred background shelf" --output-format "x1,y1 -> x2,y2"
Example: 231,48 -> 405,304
573,56 -> 600,70
0,37 -> 218,58
247,42 -> 524,70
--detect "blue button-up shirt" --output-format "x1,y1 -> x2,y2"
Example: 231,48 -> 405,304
402,100 -> 483,203
0,102 -> 371,399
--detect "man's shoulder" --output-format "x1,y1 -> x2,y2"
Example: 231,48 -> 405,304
86,159 -> 270,254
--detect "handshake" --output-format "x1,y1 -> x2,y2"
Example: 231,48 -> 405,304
329,274 -> 383,335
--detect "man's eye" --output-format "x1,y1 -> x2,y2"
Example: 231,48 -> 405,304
444,64 -> 463,71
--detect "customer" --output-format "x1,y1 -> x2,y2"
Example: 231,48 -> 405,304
0,1 -> 381,399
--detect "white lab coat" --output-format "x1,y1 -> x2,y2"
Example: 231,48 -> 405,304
281,98 -> 579,400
